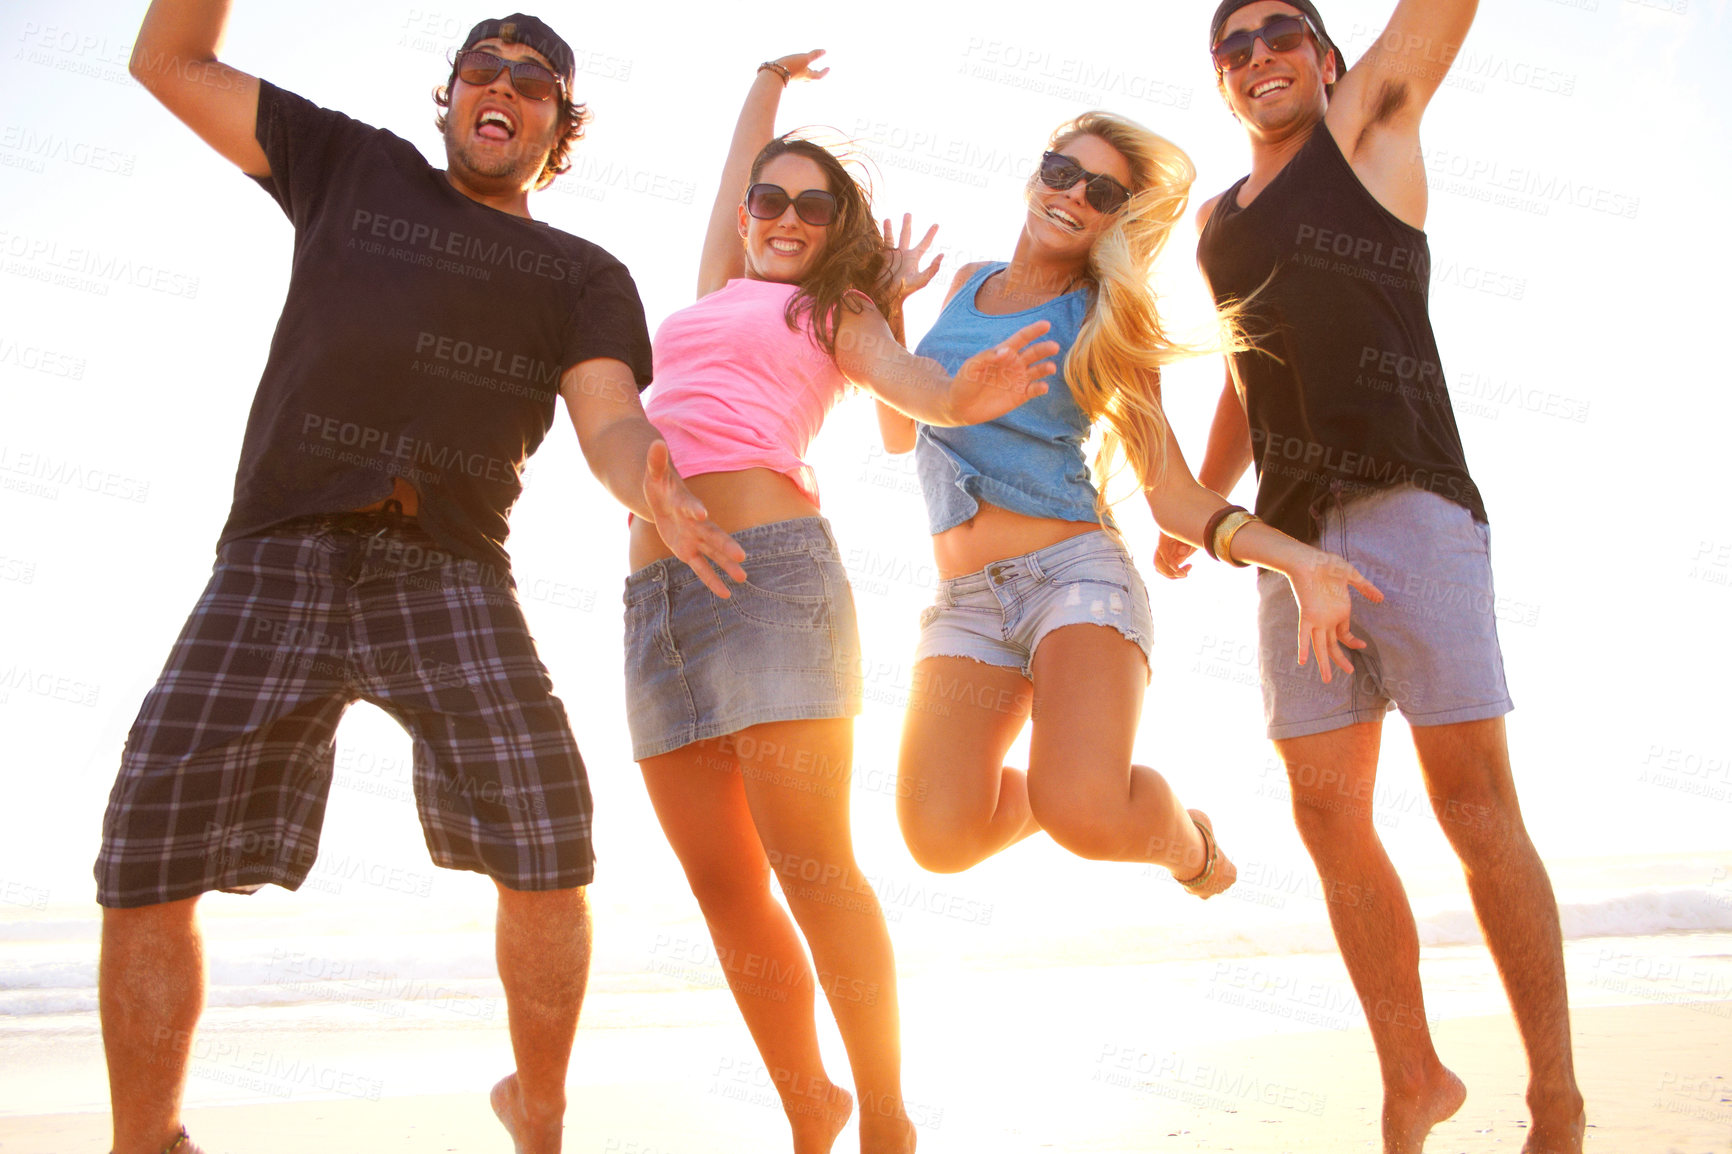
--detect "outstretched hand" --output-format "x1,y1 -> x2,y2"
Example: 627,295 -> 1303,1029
770,48 -> 828,83
950,321 -> 1058,425
880,214 -> 942,304
642,441 -> 747,598
1289,550 -> 1384,682
1154,532 -> 1197,579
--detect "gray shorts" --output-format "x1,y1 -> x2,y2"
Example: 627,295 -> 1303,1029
623,517 -> 862,761
915,531 -> 1155,680
1258,486 -> 1513,740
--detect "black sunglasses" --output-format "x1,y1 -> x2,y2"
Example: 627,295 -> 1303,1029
1038,151 -> 1131,215
453,49 -> 563,102
744,183 -> 838,227
1210,14 -> 1315,72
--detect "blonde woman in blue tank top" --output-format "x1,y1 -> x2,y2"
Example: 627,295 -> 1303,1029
881,112 -> 1382,895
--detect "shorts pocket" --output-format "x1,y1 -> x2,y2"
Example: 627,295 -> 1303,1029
1042,548 -> 1132,593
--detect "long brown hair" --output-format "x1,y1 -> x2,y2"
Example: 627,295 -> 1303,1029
750,134 -> 892,356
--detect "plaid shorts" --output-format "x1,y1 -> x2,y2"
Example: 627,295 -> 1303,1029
95,517 -> 595,908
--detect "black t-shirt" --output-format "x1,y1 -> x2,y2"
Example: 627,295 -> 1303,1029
218,81 -> 654,571
1196,127 -> 1485,544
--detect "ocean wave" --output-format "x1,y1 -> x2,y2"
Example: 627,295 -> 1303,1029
3,887 -> 1728,1018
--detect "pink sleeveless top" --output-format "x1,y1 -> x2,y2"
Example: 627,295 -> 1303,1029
645,278 -> 851,506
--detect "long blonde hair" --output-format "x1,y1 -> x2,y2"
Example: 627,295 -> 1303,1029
1051,112 -> 1205,512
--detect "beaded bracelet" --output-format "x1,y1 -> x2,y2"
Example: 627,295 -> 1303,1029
758,60 -> 792,86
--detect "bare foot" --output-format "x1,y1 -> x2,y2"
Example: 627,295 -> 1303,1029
860,1112 -> 917,1154
1382,1067 -> 1466,1154
1175,810 -> 1236,899
491,1072 -> 563,1154
788,1079 -> 852,1154
1522,1107 -> 1586,1154
856,1088 -> 917,1154
110,1128 -> 207,1154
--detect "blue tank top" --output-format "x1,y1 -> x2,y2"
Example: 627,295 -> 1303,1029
913,262 -> 1103,534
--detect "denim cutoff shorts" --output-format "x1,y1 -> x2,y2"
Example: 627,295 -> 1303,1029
623,517 -> 863,760
1258,485 -> 1513,740
914,530 -> 1155,680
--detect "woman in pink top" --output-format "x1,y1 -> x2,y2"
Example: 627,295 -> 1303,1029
623,50 -> 1053,1154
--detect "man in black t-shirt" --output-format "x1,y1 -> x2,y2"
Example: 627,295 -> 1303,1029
1158,3 -> 1585,1153
99,9 -> 743,1153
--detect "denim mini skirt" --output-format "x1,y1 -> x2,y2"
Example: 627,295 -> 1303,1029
623,517 -> 863,760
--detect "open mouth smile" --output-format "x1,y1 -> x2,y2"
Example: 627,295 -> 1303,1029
476,108 -> 517,141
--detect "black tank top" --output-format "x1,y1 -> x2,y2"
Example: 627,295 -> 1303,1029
1196,127 -> 1485,543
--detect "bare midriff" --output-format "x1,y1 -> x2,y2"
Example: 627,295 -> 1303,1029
629,468 -> 819,571
931,501 -> 1101,581
353,475 -> 421,517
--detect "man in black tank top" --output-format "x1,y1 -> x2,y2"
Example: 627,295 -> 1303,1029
1159,3 -> 1585,1152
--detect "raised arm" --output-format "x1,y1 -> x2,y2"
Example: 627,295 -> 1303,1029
1325,0 -> 1480,224
560,359 -> 746,597
1331,0 -> 1479,131
836,304 -> 1056,430
1139,404 -> 1380,681
695,50 -> 828,299
129,0 -> 267,176
868,223 -> 957,454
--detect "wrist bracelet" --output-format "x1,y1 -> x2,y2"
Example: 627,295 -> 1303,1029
1201,504 -> 1244,562
758,60 -> 792,86
1217,511 -> 1260,568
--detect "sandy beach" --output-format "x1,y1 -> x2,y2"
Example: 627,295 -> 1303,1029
5,949 -> 1728,1154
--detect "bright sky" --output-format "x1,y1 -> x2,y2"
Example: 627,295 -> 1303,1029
1,0 -> 1727,946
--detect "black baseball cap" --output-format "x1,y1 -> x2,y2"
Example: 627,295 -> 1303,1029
459,14 -> 575,90
1209,0 -> 1348,79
